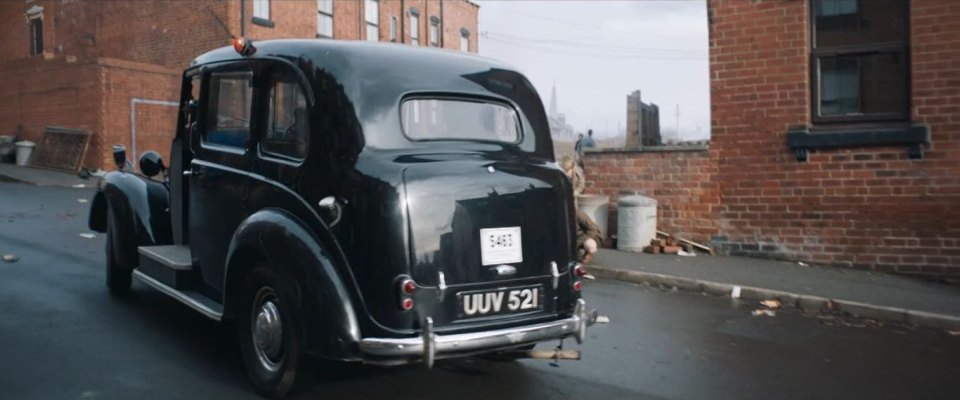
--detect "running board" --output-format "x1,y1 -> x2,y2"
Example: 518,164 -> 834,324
133,269 -> 223,321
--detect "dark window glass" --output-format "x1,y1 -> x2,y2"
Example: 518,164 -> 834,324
811,0 -> 909,122
401,99 -> 520,143
29,18 -> 43,55
204,74 -> 252,148
261,79 -> 308,160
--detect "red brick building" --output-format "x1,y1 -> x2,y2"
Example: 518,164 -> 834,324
586,0 -> 960,277
0,0 -> 478,169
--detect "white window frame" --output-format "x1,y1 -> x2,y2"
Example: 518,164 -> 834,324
429,22 -> 439,47
317,0 -> 334,38
253,0 -> 270,20
365,0 -> 379,42
26,9 -> 43,56
410,12 -> 419,46
390,16 -> 397,42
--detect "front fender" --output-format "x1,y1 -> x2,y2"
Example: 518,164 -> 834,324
224,208 -> 361,360
89,172 -> 172,267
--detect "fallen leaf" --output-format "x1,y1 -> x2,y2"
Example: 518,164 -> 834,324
79,233 -> 96,239
751,309 -> 776,317
2,254 -> 19,263
760,299 -> 782,309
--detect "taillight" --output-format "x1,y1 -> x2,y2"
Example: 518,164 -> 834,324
573,281 -> 583,291
397,277 -> 417,311
401,279 -> 416,294
573,263 -> 586,277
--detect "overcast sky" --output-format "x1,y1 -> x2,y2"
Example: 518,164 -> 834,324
474,0 -> 710,140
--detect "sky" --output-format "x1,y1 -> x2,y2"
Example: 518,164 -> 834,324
474,0 -> 710,140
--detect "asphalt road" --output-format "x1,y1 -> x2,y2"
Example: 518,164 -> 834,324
1,182 -> 959,400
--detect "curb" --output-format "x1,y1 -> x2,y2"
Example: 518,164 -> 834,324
586,265 -> 960,331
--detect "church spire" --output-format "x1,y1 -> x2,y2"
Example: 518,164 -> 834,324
549,79 -> 558,117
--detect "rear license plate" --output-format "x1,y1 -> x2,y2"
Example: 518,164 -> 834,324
457,285 -> 543,319
479,226 -> 522,266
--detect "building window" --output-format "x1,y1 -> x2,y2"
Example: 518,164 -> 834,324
390,16 -> 397,42
365,0 -> 379,42
253,0 -> 270,21
429,16 -> 439,47
29,17 -> 43,56
460,28 -> 470,52
810,0 -> 909,123
410,11 -> 419,46
317,0 -> 333,38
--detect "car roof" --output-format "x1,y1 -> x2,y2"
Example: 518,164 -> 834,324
189,40 -> 553,157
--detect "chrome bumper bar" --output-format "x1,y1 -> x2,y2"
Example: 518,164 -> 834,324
359,299 -> 593,368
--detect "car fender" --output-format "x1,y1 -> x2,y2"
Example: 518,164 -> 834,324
223,208 -> 361,360
88,171 -> 172,267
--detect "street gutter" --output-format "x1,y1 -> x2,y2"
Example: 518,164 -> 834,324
586,264 -> 960,331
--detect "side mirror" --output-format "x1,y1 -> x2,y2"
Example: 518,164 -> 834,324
139,151 -> 166,178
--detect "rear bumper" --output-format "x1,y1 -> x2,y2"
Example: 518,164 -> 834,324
358,299 -> 592,367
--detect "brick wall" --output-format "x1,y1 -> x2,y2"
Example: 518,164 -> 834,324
587,0 -> 960,277
1,0 -> 478,170
583,147 -> 719,246
708,0 -> 960,276
0,56 -> 100,168
97,58 -> 180,170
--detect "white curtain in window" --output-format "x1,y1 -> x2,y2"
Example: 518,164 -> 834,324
410,14 -> 419,46
254,0 -> 270,19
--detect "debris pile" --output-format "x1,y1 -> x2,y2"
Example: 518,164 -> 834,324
641,231 -> 714,256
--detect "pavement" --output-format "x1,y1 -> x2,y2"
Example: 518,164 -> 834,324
0,162 -> 94,188
589,249 -> 960,330
2,182 -> 959,399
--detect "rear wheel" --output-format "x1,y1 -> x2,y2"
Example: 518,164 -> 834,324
237,267 -> 306,398
105,213 -> 132,296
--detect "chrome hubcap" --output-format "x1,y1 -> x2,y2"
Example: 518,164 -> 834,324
251,288 -> 283,372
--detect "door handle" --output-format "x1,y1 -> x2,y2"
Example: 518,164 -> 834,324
183,169 -> 203,177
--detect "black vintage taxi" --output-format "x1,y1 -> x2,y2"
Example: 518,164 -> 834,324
88,38 -> 596,397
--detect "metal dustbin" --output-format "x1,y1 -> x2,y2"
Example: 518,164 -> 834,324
617,195 -> 657,252
576,194 -> 609,239
15,140 -> 36,166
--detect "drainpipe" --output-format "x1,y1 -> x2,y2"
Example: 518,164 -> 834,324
439,0 -> 443,48
130,98 -> 178,162
358,0 -> 362,39
240,0 -> 245,36
401,0 -> 405,43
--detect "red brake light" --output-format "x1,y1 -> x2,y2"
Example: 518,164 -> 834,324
574,264 -> 586,277
573,281 -> 583,291
402,279 -> 416,294
401,298 -> 414,310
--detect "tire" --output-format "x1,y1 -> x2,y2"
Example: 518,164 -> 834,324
105,212 -> 132,296
237,267 -> 306,398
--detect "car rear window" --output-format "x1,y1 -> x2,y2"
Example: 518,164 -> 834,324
401,98 -> 520,143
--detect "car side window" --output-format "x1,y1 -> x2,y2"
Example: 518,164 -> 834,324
261,77 -> 309,160
204,73 -> 253,149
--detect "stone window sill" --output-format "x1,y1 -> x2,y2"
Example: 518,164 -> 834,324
252,17 -> 274,28
584,144 -> 709,154
787,124 -> 930,161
